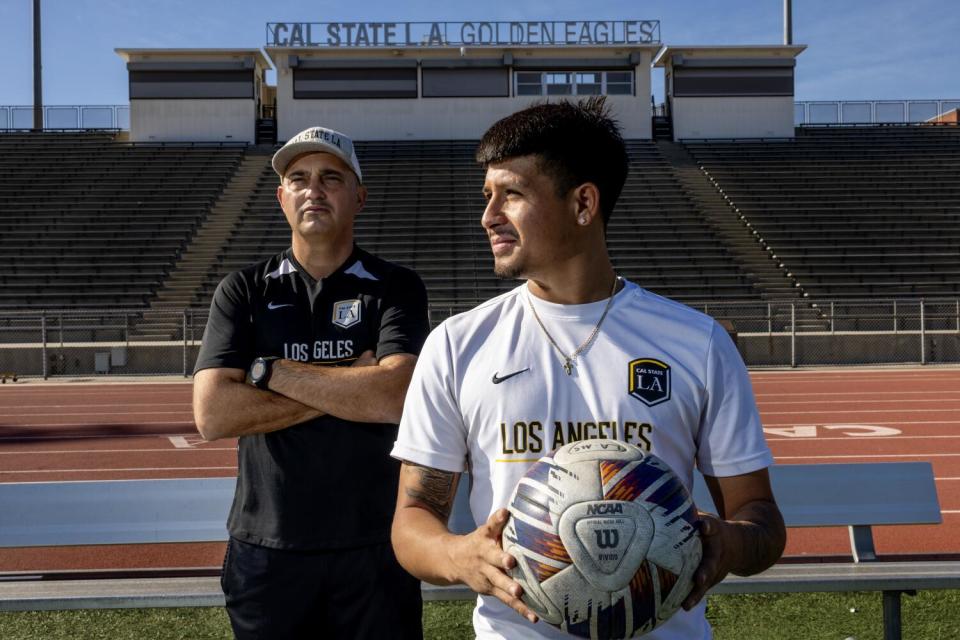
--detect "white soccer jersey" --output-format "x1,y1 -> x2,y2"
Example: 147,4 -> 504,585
392,280 -> 773,640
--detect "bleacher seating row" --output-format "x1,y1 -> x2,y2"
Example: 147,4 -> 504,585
0,132 -> 245,310
685,126 -> 960,298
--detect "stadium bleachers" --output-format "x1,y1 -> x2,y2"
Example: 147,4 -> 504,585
0,132 -> 245,310
6,126 -> 958,320
685,125 -> 960,299
189,139 -> 761,312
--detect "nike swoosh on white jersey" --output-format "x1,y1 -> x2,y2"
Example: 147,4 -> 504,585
267,302 -> 294,310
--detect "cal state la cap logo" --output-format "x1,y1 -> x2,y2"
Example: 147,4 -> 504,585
332,299 -> 361,328
628,358 -> 670,406
298,127 -> 342,148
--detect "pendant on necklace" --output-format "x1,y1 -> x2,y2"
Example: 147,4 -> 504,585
563,360 -> 573,375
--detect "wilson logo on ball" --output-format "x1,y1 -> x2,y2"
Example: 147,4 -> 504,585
503,439 -> 701,639
594,529 -> 620,549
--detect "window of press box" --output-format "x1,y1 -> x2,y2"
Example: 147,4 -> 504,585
129,69 -> 254,99
421,68 -> 509,98
514,70 -> 634,97
293,67 -> 418,99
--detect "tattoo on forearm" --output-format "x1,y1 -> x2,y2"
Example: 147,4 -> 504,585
405,463 -> 457,520
732,501 -> 786,576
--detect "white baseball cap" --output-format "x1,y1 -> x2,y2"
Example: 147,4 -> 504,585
272,126 -> 363,182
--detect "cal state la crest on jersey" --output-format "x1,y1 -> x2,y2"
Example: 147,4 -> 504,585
629,358 -> 671,406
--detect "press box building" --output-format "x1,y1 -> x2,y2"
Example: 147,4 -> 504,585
116,20 -> 804,143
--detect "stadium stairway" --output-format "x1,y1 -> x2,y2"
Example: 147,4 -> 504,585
587,141 -> 760,305
655,141 -> 827,331
133,150 -> 273,340
175,140 -> 769,319
656,141 -> 799,299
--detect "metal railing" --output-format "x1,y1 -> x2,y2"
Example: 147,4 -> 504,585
794,100 -> 960,126
0,309 -> 207,378
4,101 -> 957,131
0,105 -> 129,131
685,298 -> 960,368
3,298 -> 954,378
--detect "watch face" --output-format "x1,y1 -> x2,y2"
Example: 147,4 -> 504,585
251,359 -> 267,381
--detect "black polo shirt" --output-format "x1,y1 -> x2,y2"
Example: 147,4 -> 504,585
194,246 -> 429,550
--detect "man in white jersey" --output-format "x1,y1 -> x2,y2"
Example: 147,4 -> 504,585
391,98 -> 786,639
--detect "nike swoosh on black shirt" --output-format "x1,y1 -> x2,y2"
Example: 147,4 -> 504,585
491,368 -> 530,384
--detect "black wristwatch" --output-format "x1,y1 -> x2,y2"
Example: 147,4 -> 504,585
249,357 -> 280,389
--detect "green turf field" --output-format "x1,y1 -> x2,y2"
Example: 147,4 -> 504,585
1,591 -> 958,639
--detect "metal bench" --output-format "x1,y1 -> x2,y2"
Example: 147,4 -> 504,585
693,461 -> 951,640
0,463 -> 955,640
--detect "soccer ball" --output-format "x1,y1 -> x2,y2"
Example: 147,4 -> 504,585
503,439 -> 702,639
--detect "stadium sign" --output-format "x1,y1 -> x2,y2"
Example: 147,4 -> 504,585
266,21 -> 660,48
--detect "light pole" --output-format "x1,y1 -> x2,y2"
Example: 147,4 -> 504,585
33,0 -> 43,131
784,0 -> 793,45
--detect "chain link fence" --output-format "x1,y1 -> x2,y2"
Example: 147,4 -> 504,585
0,309 -> 207,378
1,299 -> 958,378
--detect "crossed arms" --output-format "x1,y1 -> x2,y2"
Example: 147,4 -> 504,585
193,351 -> 418,441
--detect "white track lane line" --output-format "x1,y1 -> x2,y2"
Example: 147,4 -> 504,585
0,448 -> 234,454
0,432 -> 197,441
776,453 -> 960,460
759,408 -> 959,415
752,373 -> 960,377
2,411 -> 193,417
767,435 -> 960,442
751,369 -> 960,375
0,390 -> 190,396
764,420 -> 960,427
0,421 -> 192,428
0,466 -> 237,474
757,399 -> 960,405
753,381 -> 960,386
1,403 -> 191,410
755,391 -> 960,397
752,376 -> 960,381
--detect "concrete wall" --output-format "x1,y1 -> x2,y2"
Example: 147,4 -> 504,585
737,334 -> 960,367
672,96 -> 795,140
276,91 -> 651,141
129,99 -> 256,142
273,48 -> 654,141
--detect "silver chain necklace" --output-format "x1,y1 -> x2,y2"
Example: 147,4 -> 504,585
526,276 -> 621,375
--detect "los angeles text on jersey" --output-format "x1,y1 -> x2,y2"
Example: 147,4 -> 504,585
283,340 -> 355,361
499,419 -> 654,455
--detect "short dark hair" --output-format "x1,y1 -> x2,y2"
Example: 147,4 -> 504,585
475,96 -> 629,225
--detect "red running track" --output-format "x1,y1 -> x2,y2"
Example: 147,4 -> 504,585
0,368 -> 958,573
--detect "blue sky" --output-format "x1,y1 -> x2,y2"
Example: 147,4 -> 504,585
1,0 -> 958,106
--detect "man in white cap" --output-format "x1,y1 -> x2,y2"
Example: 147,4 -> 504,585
193,126 -> 429,639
